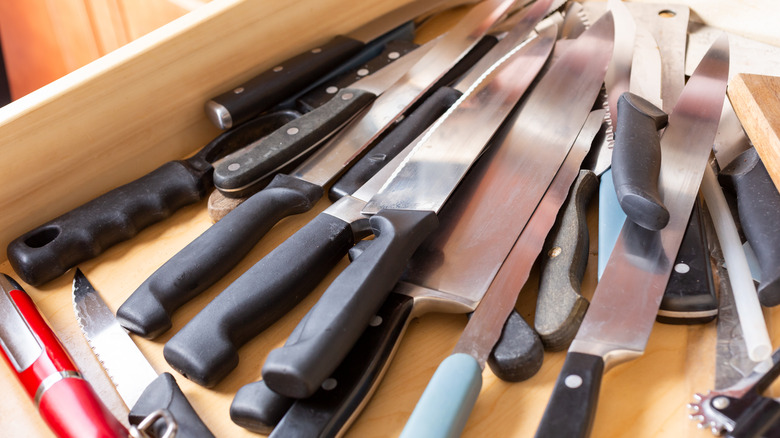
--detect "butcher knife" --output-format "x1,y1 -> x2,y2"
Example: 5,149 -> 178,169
261,12 -> 615,401
72,270 -> 214,438
162,4 -> 557,388
534,33 -> 729,438
116,0 -> 519,340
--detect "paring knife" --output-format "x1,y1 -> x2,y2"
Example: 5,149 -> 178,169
534,33 -> 729,438
72,270 -> 214,438
203,0 -> 464,129
6,109 -> 296,287
261,11 -> 615,401
116,0 -> 517,340
0,274 -> 128,438
162,2 -> 556,388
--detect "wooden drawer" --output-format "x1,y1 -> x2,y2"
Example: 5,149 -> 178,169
0,0 -> 778,436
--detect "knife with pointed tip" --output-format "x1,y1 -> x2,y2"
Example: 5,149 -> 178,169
72,270 -> 214,438
534,33 -> 729,438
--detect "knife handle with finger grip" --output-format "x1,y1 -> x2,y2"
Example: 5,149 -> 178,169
612,92 -> 669,231
263,209 -> 439,399
719,147 -> 780,307
535,170 -> 597,351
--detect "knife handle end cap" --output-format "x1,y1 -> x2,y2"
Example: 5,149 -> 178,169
164,332 -> 237,388
117,285 -> 172,339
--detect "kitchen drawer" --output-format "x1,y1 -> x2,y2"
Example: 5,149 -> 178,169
0,0 -> 778,436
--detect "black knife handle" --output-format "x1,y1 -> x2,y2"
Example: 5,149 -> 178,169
128,372 -> 215,438
230,380 -> 293,435
535,170 -> 598,351
214,88 -> 378,198
487,309 -> 545,382
329,86 -> 463,201
612,92 -> 669,231
719,147 -> 780,306
656,197 -> 718,324
262,209 -> 439,399
206,35 -> 365,129
162,211 -> 355,386
7,161 -> 207,286
117,174 -> 322,339
534,352 -> 604,438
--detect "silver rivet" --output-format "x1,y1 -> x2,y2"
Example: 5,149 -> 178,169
357,68 -> 370,76
326,86 -> 339,94
287,127 -> 300,135
674,263 -> 690,274
273,66 -> 284,72
233,87 -> 245,94
712,396 -> 730,410
341,92 -> 354,101
388,51 -> 400,59
564,374 -> 583,388
548,247 -> 562,258
311,48 -> 322,54
322,378 -> 337,391
369,316 -> 383,327
227,163 -> 240,171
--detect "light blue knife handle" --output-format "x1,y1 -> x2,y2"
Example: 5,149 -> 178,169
401,353 -> 482,438
597,168 -> 626,280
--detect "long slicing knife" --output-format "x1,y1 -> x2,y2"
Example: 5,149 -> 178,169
534,33 -> 729,438
72,270 -> 215,438
260,12 -> 616,401
162,1 -> 557,389
116,0 -> 519,340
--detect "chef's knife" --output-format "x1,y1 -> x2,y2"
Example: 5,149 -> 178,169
203,0 -> 462,129
116,0 -> 518,341
72,270 -> 214,438
0,274 -> 128,438
261,12 -> 615,401
6,109 -> 296,287
162,4 -> 556,388
534,33 -> 729,438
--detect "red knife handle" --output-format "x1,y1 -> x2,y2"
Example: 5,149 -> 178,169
0,274 -> 127,438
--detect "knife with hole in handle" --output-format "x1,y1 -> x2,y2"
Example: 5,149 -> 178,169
534,33 -> 729,438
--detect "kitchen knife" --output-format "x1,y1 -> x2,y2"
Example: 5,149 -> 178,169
162,4 -> 556,388
401,110 -> 603,438
0,274 -> 128,438
6,108 -> 296,287
72,269 -> 214,438
534,33 -> 729,438
116,0 -> 519,341
261,12 -> 615,401
203,0 -> 460,129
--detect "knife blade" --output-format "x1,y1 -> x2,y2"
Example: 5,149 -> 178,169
0,273 -> 128,438
72,269 -> 215,438
203,0 -> 468,129
161,3 -> 556,388
116,0 -> 518,341
260,11 -> 615,401
534,32 -> 729,438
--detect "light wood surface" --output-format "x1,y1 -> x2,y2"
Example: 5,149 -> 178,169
0,1 -> 779,437
728,73 -> 780,193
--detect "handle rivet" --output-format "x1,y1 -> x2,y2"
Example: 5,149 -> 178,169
369,315 -> 383,327
326,86 -> 339,94
228,163 -> 241,171
548,247 -> 562,258
273,66 -> 284,72
674,263 -> 690,274
311,48 -> 322,54
322,378 -> 337,391
233,87 -> 245,94
357,68 -> 370,77
341,92 -> 354,101
564,374 -> 583,388
287,127 -> 300,135
388,51 -> 400,60
712,396 -> 730,409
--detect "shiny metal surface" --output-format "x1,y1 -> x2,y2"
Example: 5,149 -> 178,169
204,100 -> 232,130
454,110 -> 605,366
293,0 -> 516,187
0,276 -> 41,372
569,33 -> 730,370
73,271 -> 158,409
629,26 -> 663,108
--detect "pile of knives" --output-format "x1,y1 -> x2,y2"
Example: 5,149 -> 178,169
2,0 -> 780,437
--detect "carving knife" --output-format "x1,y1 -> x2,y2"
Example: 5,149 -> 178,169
534,33 -> 729,438
261,12 -> 615,401
116,0 -> 518,340
72,269 -> 215,438
0,273 -> 128,438
162,2 -> 556,388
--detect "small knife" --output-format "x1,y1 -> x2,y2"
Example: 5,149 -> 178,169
72,269 -> 214,438
0,274 -> 128,438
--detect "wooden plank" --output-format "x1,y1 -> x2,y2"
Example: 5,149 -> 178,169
728,73 -> 780,193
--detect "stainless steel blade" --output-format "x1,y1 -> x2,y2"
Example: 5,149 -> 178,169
629,26 -> 663,108
292,0 -> 518,188
73,270 -> 158,409
570,34 -> 729,367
